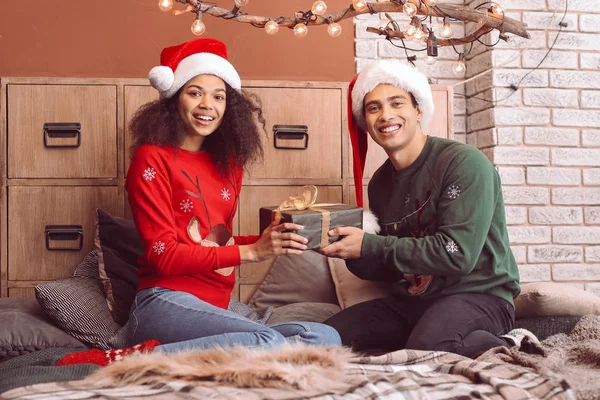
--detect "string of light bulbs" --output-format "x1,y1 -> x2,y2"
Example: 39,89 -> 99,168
156,0 -> 530,75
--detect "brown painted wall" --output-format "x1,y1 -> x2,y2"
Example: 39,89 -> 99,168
0,0 -> 354,81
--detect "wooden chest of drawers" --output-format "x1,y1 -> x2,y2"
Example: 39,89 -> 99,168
0,77 -> 453,302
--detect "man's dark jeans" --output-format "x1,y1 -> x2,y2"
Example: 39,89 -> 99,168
324,292 -> 514,357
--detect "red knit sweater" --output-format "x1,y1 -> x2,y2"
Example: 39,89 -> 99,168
125,144 -> 259,309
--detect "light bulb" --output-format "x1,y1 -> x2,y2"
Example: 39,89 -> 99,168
352,0 -> 368,11
191,19 -> 206,36
294,23 -> 308,38
491,4 -> 504,16
453,59 -> 466,75
413,29 -> 424,41
404,24 -> 417,37
311,1 -> 327,15
265,20 -> 279,35
327,22 -> 342,37
158,0 -> 173,12
403,2 -> 417,17
425,55 -> 437,65
440,22 -> 453,38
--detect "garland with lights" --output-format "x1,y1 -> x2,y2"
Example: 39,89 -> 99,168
157,0 -> 530,74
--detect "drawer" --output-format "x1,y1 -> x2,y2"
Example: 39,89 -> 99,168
237,185 -> 342,283
8,186 -> 123,281
8,85 -> 118,179
8,287 -> 36,298
244,87 -> 342,180
347,185 -> 370,210
362,135 -> 389,180
124,85 -> 159,172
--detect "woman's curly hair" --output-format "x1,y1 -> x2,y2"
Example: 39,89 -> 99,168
128,82 -> 265,174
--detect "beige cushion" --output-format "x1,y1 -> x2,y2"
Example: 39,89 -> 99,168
267,303 -> 342,324
514,282 -> 600,318
328,257 -> 392,309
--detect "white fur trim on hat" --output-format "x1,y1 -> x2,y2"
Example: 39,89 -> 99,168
148,66 -> 175,93
351,60 -> 434,131
362,210 -> 380,234
153,53 -> 242,98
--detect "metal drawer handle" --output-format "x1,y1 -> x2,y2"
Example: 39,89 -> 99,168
44,122 -> 81,148
45,225 -> 83,251
273,125 -> 308,150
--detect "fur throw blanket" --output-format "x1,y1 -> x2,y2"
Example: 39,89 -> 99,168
87,344 -> 354,392
477,315 -> 600,400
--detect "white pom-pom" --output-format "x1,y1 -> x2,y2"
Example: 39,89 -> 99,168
362,210 -> 380,234
148,66 -> 174,92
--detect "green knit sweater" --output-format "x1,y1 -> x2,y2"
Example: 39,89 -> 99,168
347,136 -> 520,306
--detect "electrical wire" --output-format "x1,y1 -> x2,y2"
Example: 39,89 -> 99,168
454,0 -> 569,105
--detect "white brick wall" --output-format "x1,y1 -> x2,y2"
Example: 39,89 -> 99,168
527,167 -> 581,186
587,246 -> 600,262
528,245 -> 583,263
524,127 -> 579,146
523,89 -> 578,107
487,2 -> 600,293
529,206 -> 583,224
581,54 -> 600,69
585,207 -> 600,223
498,167 -> 525,184
354,1 -> 600,294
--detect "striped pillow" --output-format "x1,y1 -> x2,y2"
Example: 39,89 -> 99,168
35,251 -> 122,350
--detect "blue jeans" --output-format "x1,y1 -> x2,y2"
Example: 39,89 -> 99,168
127,287 -> 341,353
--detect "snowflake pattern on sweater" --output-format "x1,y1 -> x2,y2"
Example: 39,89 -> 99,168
447,184 -> 461,199
153,241 -> 165,255
180,199 -> 194,212
221,188 -> 231,201
143,167 -> 156,181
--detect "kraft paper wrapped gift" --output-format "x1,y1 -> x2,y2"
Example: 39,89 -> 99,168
259,186 -> 363,250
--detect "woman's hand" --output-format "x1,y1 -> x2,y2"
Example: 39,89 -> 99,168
239,215 -> 308,263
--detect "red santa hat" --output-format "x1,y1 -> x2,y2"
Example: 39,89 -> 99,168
148,38 -> 241,98
348,59 -> 434,208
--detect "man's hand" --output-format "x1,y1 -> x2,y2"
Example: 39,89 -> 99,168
317,226 -> 364,259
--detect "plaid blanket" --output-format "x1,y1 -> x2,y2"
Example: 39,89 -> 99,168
1,349 -> 574,400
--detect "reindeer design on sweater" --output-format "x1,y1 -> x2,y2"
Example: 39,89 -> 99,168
181,169 -> 238,277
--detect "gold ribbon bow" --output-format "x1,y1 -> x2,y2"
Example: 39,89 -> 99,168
274,185 -> 339,248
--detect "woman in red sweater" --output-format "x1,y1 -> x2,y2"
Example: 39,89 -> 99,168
121,38 -> 341,355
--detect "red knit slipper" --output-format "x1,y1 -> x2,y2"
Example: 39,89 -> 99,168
55,339 -> 160,367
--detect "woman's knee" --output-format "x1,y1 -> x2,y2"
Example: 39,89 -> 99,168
255,328 -> 287,348
303,323 -> 341,346
270,322 -> 341,346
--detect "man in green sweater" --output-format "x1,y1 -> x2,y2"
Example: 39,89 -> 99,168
321,59 -> 532,357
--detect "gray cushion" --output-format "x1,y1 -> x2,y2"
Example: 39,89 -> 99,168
0,298 -> 86,362
96,208 -> 143,326
248,252 -> 339,312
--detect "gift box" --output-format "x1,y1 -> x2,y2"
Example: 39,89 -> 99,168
259,204 -> 363,250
